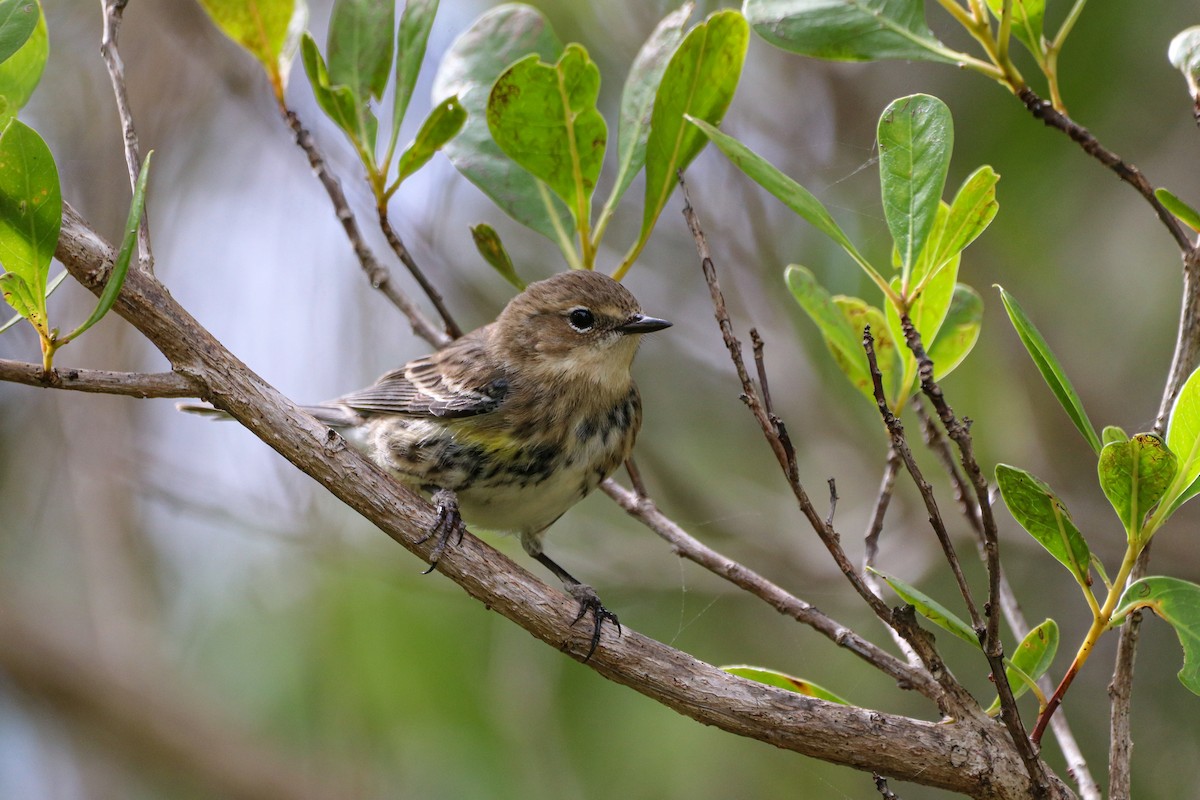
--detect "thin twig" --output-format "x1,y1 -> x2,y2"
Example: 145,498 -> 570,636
599,479 -> 941,701
378,210 -> 462,339
281,109 -> 450,349
913,399 -> 1100,800
862,448 -> 921,667
897,316 -> 1047,793
100,0 -> 152,270
1107,543 -> 1152,800
0,358 -> 198,398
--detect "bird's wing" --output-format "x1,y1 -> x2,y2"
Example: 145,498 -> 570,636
334,329 -> 509,419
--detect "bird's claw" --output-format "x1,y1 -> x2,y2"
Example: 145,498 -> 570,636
418,489 -> 466,574
567,582 -> 621,661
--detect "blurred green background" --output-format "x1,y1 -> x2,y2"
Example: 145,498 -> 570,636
3,1 -> 1200,798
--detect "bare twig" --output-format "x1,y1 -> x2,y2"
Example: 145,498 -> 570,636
0,358 -> 198,398
862,448 -> 921,666
281,109 -> 450,349
378,210 -> 462,339
896,316 -> 1047,793
1107,544 -> 1153,800
1155,246 -> 1200,431
100,0 -> 152,269
913,400 -> 1100,800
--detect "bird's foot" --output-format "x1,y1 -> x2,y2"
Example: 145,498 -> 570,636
566,582 -> 621,662
417,488 -> 466,574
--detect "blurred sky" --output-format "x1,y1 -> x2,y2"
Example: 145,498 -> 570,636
3,1 -> 1200,798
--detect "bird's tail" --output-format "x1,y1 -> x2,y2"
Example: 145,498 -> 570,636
176,402 -> 362,429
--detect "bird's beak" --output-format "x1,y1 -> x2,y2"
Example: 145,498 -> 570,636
618,313 -> 672,334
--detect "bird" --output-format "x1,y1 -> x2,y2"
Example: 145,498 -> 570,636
181,270 -> 670,659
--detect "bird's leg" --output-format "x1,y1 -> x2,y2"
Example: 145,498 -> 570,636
531,550 -> 621,661
417,488 -> 466,574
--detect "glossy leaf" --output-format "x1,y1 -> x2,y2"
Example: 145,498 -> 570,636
878,94 -> 952,275
392,0 -> 438,139
927,283 -> 983,381
432,4 -> 570,244
327,0 -> 393,101
0,271 -> 41,334
0,118 -> 59,327
785,265 -> 871,396
471,224 -> 524,291
301,33 -> 377,153
1156,188 -> 1200,234
744,0 -> 956,63
987,618 -> 1058,714
997,285 -> 1101,454
1098,433 -> 1178,537
601,1 -> 693,225
1166,365 -> 1200,512
1103,425 -> 1129,447
488,44 -> 606,229
985,0 -> 1045,56
917,166 -> 998,288
995,464 -> 1091,587
198,0 -> 306,99
0,264 -> 60,333
394,96 -> 465,186
870,567 -> 978,647
722,665 -> 849,704
1114,576 -> 1200,695
0,2 -> 44,125
693,118 -> 883,288
0,0 -> 37,65
635,9 -> 748,261
1169,27 -> 1200,105
834,295 -> 898,402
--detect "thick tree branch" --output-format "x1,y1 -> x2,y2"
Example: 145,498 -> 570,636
50,203 -> 1073,800
0,358 -> 197,397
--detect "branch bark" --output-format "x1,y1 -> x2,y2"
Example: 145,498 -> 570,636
40,202 -> 1075,800
0,358 -> 197,397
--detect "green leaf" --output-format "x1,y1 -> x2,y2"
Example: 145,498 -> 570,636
927,283 -> 982,381
785,265 -> 872,396
470,223 -> 524,291
995,464 -> 1091,587
488,44 -> 606,229
635,9 -> 748,262
917,166 -> 998,289
0,0 -> 38,65
834,295 -> 899,402
0,2 -> 44,125
744,0 -> 957,64
869,567 -> 978,647
0,118 -> 59,327
0,270 -> 42,334
693,119 -> 884,289
327,0 -> 393,101
432,4 -> 570,245
1169,27 -> 1200,105
878,94 -> 952,276
301,33 -> 377,154
1156,188 -> 1200,234
1103,425 -> 1129,447
391,0 -> 438,138
0,263 -> 59,333
1114,576 -> 1200,695
986,618 -> 1058,714
1166,365 -> 1200,511
197,0 -> 307,100
985,0 -> 1045,57
1098,433 -> 1178,537
58,152 -> 152,346
722,665 -> 850,704
997,285 -> 1101,454
600,1 -> 693,228
394,95 -> 465,186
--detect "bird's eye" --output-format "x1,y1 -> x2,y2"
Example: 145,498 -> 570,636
567,307 -> 595,332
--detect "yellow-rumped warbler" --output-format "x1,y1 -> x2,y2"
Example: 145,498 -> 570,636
182,270 -> 669,657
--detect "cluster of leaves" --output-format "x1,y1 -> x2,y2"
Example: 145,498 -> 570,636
694,94 -> 991,415
0,0 -> 150,371
994,292 -> 1200,697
